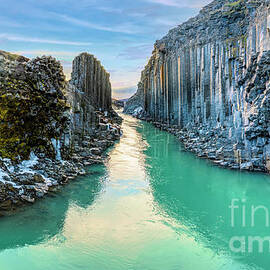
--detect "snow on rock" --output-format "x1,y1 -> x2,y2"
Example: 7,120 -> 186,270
18,152 -> 39,174
51,138 -> 62,161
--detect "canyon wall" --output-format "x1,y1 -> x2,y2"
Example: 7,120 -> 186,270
65,53 -> 116,155
0,54 -> 69,161
0,51 -> 115,161
0,51 -> 120,209
125,0 -> 270,172
70,53 -> 112,111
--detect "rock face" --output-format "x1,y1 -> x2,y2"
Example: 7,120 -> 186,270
64,53 -> 120,157
112,99 -> 125,109
125,0 -> 270,172
70,53 -> 112,111
0,51 -> 121,213
0,54 -> 69,161
123,82 -> 144,116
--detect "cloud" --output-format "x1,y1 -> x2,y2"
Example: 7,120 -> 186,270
128,12 -> 147,18
145,0 -> 210,8
0,0 -> 213,99
63,66 -> 72,80
0,17 -> 24,28
146,0 -> 183,7
14,50 -> 79,56
96,6 -> 123,13
0,34 -> 91,46
112,86 -> 137,99
51,13 -> 140,34
153,18 -> 178,27
13,50 -> 81,63
118,44 -> 153,60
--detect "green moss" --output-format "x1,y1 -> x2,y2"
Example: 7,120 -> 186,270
225,0 -> 242,7
0,58 -> 69,161
223,0 -> 246,18
232,47 -> 238,58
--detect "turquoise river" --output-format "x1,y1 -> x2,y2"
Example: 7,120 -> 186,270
0,114 -> 270,270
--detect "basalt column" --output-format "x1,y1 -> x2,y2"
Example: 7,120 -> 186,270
125,0 -> 270,172
70,53 -> 112,111
67,52 -> 114,144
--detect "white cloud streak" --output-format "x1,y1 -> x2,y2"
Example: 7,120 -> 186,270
146,0 -> 182,7
51,13 -> 139,34
14,50 -> 79,56
96,6 -> 123,13
0,34 -> 91,46
145,0 -> 209,8
0,17 -> 24,28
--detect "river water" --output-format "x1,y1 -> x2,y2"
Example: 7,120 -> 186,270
0,114 -> 270,270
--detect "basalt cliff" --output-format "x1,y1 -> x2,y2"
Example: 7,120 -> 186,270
125,0 -> 270,172
0,51 -> 121,212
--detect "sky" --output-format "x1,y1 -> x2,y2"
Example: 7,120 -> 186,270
0,0 -> 212,99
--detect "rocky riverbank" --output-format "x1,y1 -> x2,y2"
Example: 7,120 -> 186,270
137,116 -> 268,172
0,111 -> 121,213
125,0 -> 270,173
0,51 -> 121,214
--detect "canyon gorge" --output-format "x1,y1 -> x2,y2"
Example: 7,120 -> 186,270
1,0 -> 270,269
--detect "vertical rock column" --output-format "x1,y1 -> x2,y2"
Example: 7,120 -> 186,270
67,52 -> 113,143
125,0 -> 270,172
70,53 -> 112,111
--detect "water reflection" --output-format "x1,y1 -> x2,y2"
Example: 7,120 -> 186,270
0,165 -> 105,250
0,114 -> 269,270
143,121 -> 270,269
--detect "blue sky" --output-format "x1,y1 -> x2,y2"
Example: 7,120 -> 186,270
0,0 -> 211,98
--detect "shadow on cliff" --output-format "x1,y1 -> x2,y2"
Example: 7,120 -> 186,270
0,164 -> 106,251
140,120 -> 270,270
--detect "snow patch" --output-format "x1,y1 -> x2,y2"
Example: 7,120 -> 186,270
132,106 -> 143,116
18,152 -> 38,174
17,152 -> 53,185
51,138 -> 62,161
0,168 -> 21,189
0,169 -> 9,182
